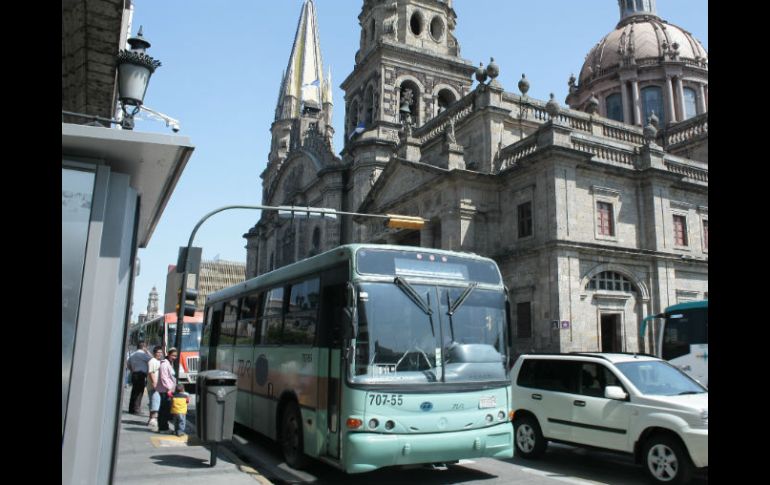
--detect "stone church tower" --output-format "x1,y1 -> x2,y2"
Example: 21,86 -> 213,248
339,0 -> 476,242
244,0 -> 343,277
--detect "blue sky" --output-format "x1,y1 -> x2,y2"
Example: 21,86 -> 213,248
128,0 -> 708,318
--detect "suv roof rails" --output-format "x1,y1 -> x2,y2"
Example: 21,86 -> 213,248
568,351 -> 658,359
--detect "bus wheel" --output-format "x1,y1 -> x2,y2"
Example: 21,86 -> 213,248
281,401 -> 308,469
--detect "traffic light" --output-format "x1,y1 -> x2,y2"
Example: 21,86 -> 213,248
177,287 -> 198,317
385,214 -> 425,230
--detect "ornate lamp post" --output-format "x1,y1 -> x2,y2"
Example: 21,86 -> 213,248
116,27 -> 161,130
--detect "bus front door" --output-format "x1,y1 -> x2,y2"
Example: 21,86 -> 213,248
320,282 -> 346,459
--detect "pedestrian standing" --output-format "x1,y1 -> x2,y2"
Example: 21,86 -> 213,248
155,347 -> 178,433
170,384 -> 190,437
146,346 -> 163,430
126,341 -> 152,414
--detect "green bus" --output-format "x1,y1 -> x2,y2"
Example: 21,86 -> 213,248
200,244 -> 514,473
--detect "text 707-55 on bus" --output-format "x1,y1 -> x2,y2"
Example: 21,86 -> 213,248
200,244 -> 515,473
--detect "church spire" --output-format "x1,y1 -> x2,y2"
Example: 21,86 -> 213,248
617,0 -> 658,23
276,0 -> 329,120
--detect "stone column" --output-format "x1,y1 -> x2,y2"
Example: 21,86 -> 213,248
664,76 -> 677,123
631,80 -> 642,126
697,83 -> 707,114
674,77 -> 686,121
621,82 -> 631,124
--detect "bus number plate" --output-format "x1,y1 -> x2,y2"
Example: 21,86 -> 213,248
479,396 -> 497,409
369,394 -> 404,406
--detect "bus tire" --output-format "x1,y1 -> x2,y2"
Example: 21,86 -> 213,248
514,415 -> 547,459
280,401 -> 308,469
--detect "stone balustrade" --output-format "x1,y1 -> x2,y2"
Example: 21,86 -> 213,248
571,139 -> 635,166
664,159 -> 708,183
661,113 -> 708,148
414,93 -> 477,145
496,136 -> 538,171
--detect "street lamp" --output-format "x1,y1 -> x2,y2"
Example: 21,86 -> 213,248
116,26 -> 161,130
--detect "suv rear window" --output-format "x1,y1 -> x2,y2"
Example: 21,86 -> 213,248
517,359 -> 579,393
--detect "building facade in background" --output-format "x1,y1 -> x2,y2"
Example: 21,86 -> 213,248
244,0 -> 707,357
164,259 -> 247,313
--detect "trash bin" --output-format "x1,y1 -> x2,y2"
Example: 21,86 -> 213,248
196,370 -> 238,443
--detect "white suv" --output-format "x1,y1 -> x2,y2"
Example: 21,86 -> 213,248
511,353 -> 707,484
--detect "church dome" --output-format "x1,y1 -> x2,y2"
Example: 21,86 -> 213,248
578,16 -> 707,85
567,1 -> 708,127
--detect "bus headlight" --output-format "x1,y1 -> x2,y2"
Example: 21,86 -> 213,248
385,420 -> 395,430
368,418 -> 379,429
497,411 -> 506,421
485,414 -> 494,423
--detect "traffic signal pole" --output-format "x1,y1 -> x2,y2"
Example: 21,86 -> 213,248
173,204 -> 426,379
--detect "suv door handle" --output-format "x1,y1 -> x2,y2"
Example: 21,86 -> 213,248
573,400 -> 586,407
532,394 -> 542,400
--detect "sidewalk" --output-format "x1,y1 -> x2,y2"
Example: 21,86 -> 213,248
114,387 -> 272,484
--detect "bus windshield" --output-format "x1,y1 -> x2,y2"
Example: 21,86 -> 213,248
167,323 -> 202,351
352,281 -> 508,385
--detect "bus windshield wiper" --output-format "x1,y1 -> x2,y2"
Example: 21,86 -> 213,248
448,282 -> 477,316
444,283 -> 478,359
394,276 -> 432,317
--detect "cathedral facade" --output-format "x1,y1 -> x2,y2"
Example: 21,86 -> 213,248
244,0 -> 708,357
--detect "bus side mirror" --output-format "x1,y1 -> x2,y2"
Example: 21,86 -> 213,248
505,300 -> 513,347
345,283 -> 358,339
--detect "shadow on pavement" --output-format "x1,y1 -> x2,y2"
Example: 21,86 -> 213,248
149,454 -> 213,469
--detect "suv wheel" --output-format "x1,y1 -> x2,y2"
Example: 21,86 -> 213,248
514,415 -> 547,459
642,434 -> 693,484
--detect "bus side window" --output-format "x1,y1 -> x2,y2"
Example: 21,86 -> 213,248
237,293 -> 259,346
220,299 -> 240,346
285,278 -> 320,346
262,287 -> 285,345
205,303 -> 224,368
253,291 -> 265,345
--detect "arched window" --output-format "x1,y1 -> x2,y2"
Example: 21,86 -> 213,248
436,89 -> 456,115
364,85 -> 374,124
641,86 -> 665,125
348,99 -> 359,136
683,87 -> 697,120
370,18 -> 376,42
605,93 -> 623,122
586,271 -> 636,292
399,81 -> 420,126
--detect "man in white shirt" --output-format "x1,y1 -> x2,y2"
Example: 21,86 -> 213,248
126,341 -> 152,414
146,346 -> 163,430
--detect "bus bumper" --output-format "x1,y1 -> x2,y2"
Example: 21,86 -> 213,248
343,422 -> 513,473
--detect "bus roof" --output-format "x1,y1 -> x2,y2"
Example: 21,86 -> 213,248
206,244 -> 499,306
665,300 -> 708,313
